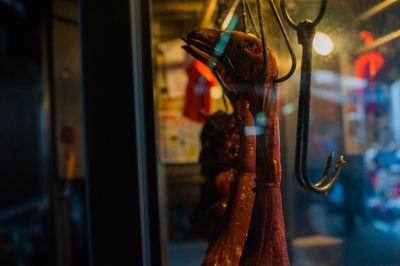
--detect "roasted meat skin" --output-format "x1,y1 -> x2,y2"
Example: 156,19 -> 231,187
183,27 -> 289,266
201,99 -> 256,266
192,112 -> 239,245
239,77 -> 289,266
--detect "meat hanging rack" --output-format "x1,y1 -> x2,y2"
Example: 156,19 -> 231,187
182,0 -> 346,265
198,0 -> 347,195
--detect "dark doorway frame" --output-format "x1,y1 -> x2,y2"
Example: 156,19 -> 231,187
79,1 -> 161,265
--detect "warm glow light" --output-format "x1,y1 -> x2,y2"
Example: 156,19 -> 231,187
313,32 -> 334,55
211,85 -> 223,99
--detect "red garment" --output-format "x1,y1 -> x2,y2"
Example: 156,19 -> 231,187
183,60 -> 217,123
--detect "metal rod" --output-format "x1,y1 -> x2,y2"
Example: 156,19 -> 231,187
355,0 -> 398,23
256,0 -> 268,79
201,0 -> 219,27
221,0 -> 241,30
242,0 -> 249,33
244,0 -> 261,37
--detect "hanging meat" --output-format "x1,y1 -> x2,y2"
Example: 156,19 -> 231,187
182,0 -> 344,264
183,27 -> 288,265
191,111 -> 240,246
191,106 -> 256,266
201,98 -> 256,266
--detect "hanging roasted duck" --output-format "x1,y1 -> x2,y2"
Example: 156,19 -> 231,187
201,99 -> 256,266
183,0 -> 346,265
183,26 -> 286,266
191,111 -> 241,245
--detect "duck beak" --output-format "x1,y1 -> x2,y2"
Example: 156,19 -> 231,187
182,28 -> 227,69
181,37 -> 222,68
182,28 -> 266,82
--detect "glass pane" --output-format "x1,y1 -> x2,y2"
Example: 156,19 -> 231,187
151,0 -> 400,265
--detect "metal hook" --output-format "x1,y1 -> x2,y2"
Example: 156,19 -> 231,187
281,0 -> 328,30
256,0 -> 269,79
242,0 -> 261,37
207,0 -> 296,94
281,0 -> 346,195
241,0 -> 249,33
266,0 -> 297,82
239,0 -> 296,82
235,0 -> 297,83
197,0 -> 268,96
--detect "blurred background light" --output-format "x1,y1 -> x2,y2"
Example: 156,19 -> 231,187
313,32 -> 334,55
210,85 -> 223,99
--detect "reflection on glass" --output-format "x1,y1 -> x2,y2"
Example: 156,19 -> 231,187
151,0 -> 400,265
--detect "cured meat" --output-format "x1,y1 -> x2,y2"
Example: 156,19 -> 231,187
192,111 -> 239,245
239,61 -> 289,266
201,99 -> 256,266
183,28 -> 289,265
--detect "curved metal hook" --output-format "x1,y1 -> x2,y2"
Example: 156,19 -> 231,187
238,0 -> 296,82
281,0 -> 346,195
294,95 -> 345,194
266,0 -> 297,82
213,0 -> 296,90
281,0 -> 328,30
206,0 -> 267,95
